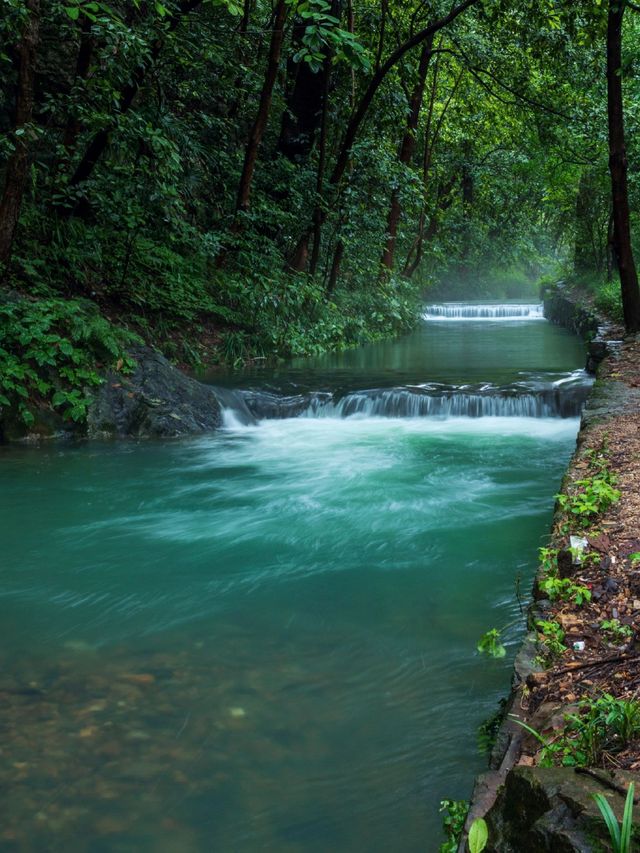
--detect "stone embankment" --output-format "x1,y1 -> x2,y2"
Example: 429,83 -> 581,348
459,286 -> 640,852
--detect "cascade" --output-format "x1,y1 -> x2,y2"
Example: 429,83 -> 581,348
214,372 -> 592,422
423,303 -> 544,320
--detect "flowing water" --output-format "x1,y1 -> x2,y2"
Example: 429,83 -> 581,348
0,304 -> 588,851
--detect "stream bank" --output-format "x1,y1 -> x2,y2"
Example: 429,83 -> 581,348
0,342 -> 223,443
460,287 -> 640,851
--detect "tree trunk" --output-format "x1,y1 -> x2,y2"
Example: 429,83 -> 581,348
0,0 -> 40,269
574,169 -> 606,276
458,147 -> 474,279
403,176 -> 456,278
380,36 -> 433,272
236,0 -> 288,212
607,0 -> 640,332
402,63 -> 462,278
277,16 -> 326,161
373,0 -> 388,72
239,0 -> 254,35
62,17 -> 95,156
327,239 -> 344,294
309,58 -> 331,275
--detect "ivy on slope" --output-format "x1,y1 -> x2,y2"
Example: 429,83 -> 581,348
0,296 -> 138,430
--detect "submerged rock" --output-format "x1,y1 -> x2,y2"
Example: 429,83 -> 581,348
87,346 -> 222,438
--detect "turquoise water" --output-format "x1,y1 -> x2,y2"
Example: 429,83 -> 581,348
0,309 -> 586,851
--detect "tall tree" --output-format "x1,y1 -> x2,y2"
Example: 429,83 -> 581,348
606,0 -> 640,331
235,0 -> 289,212
0,0 -> 40,269
380,35 -> 434,272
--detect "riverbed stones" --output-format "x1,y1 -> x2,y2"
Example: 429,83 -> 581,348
87,345 -> 222,438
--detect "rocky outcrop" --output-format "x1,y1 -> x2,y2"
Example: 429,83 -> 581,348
485,767 -> 637,852
87,345 -> 222,438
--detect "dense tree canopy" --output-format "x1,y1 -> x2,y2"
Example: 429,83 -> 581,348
1,0 -> 640,388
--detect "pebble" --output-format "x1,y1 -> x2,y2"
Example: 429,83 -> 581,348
125,730 -> 151,741
121,673 -> 155,685
229,707 -> 246,718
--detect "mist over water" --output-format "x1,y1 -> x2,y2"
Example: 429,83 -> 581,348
0,306 -> 587,850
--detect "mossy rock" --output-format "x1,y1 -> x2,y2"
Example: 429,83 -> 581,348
485,766 -> 640,852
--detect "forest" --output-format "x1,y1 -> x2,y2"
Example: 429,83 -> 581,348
1,0 -> 640,426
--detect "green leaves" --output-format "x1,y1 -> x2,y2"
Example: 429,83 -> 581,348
468,818 -> 488,853
439,799 -> 469,853
207,0 -> 243,15
477,628 -> 506,658
64,0 -> 104,22
538,575 -> 592,605
556,474 -> 621,528
593,782 -> 635,853
535,619 -> 567,657
291,0 -> 370,72
0,297 -> 137,428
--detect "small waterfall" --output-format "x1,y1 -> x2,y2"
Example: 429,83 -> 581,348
423,303 -> 544,320
215,373 -> 592,422
211,387 -> 257,427
302,384 -> 586,419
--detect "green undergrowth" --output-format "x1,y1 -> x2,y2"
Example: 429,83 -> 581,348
1,238 -> 421,431
514,694 -> 640,768
0,294 -> 138,430
555,443 -> 620,532
439,799 -> 469,853
211,270 -> 420,365
561,270 -> 625,324
10,216 -> 421,369
540,270 -> 625,326
593,278 -> 624,324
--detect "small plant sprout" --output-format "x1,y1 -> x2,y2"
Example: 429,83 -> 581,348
555,474 -> 621,529
477,628 -> 506,659
630,552 -> 640,568
535,620 -> 567,657
593,781 -> 635,853
538,575 -> 592,606
601,619 -> 633,644
538,546 -> 558,575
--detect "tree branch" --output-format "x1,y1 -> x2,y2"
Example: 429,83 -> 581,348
329,0 -> 479,187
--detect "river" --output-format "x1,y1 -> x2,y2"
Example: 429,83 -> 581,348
0,303 -> 587,851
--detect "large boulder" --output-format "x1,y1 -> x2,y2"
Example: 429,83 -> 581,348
485,766 -> 640,852
87,346 -> 222,438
